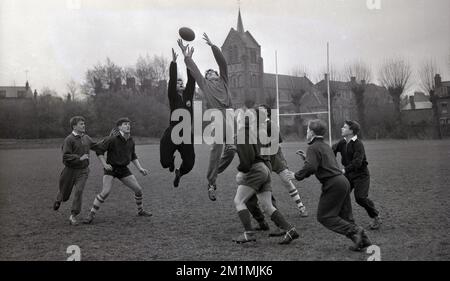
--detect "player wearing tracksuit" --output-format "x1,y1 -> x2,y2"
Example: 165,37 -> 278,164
53,116 -> 96,225
292,119 -> 372,251
160,46 -> 196,187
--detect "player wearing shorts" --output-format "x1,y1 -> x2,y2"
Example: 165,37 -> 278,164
232,118 -> 299,244
84,117 -> 151,224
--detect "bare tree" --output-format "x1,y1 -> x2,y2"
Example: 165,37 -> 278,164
378,57 -> 412,122
315,64 -> 345,83
290,89 -> 307,137
83,57 -> 123,95
345,60 -> 372,83
135,54 -> 153,86
419,59 -> 442,139
66,79 -> 79,101
346,61 -> 372,134
290,65 -> 310,79
152,54 -> 169,81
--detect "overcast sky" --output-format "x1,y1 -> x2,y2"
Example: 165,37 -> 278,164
1,0 -> 449,96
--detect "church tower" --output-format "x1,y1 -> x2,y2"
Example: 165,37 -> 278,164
221,9 -> 264,107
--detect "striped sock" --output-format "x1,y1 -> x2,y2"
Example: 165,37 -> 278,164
135,194 -> 143,213
90,194 -> 105,213
288,186 -> 304,209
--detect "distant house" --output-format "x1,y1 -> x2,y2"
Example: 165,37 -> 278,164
0,81 -> 34,99
401,91 -> 433,125
435,74 -> 450,136
315,75 -> 357,129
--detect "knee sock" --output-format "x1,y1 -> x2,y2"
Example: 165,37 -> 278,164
270,210 -> 292,231
237,209 -> 253,231
135,193 -> 143,213
90,194 -> 106,214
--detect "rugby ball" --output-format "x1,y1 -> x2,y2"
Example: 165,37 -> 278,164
179,27 -> 195,41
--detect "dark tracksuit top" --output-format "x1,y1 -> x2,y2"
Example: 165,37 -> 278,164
168,61 -> 195,127
295,137 -> 343,184
332,137 -> 369,180
294,137 -> 358,237
94,134 -> 137,167
58,132 -> 96,205
62,133 -> 96,169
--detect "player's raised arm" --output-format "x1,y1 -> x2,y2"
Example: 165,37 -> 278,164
203,33 -> 228,83
179,39 -> 205,89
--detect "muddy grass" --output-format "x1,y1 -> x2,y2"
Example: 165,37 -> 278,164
0,140 -> 449,260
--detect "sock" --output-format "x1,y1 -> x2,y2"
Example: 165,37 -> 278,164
287,183 -> 304,209
135,193 -> 143,213
90,194 -> 105,214
237,209 -> 253,231
270,210 -> 292,231
280,170 -> 304,209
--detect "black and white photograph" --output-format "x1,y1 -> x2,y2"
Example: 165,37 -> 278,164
0,0 -> 449,267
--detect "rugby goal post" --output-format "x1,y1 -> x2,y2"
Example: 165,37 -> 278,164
274,43 -> 333,145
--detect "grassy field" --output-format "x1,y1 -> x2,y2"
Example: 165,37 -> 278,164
0,140 -> 449,261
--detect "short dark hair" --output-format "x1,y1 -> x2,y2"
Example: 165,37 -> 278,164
116,117 -> 131,127
205,69 -> 219,78
344,120 -> 361,135
308,119 -> 327,136
70,116 -> 85,129
256,104 -> 271,119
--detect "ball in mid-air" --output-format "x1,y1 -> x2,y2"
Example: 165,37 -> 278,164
179,27 -> 195,41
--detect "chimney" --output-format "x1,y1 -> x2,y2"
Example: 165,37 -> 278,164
350,76 -> 356,84
115,77 -> 122,89
324,73 -> 328,82
25,81 -> 30,90
33,89 -> 38,99
434,74 -> 442,88
409,95 -> 415,110
126,77 -> 136,89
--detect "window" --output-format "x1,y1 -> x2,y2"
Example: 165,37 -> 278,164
442,102 -> 448,114
0,90 -> 6,98
233,46 -> 239,63
440,118 -> 446,125
250,49 -> 256,63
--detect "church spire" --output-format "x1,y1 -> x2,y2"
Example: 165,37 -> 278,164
237,8 -> 244,33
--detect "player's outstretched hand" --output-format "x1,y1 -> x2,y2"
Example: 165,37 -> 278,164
296,150 -> 306,161
177,39 -> 189,56
139,168 -> 149,176
172,48 -> 178,62
186,46 -> 194,58
202,33 -> 213,46
285,170 -> 296,181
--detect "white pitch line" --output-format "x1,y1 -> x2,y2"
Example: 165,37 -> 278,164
279,111 -> 329,116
